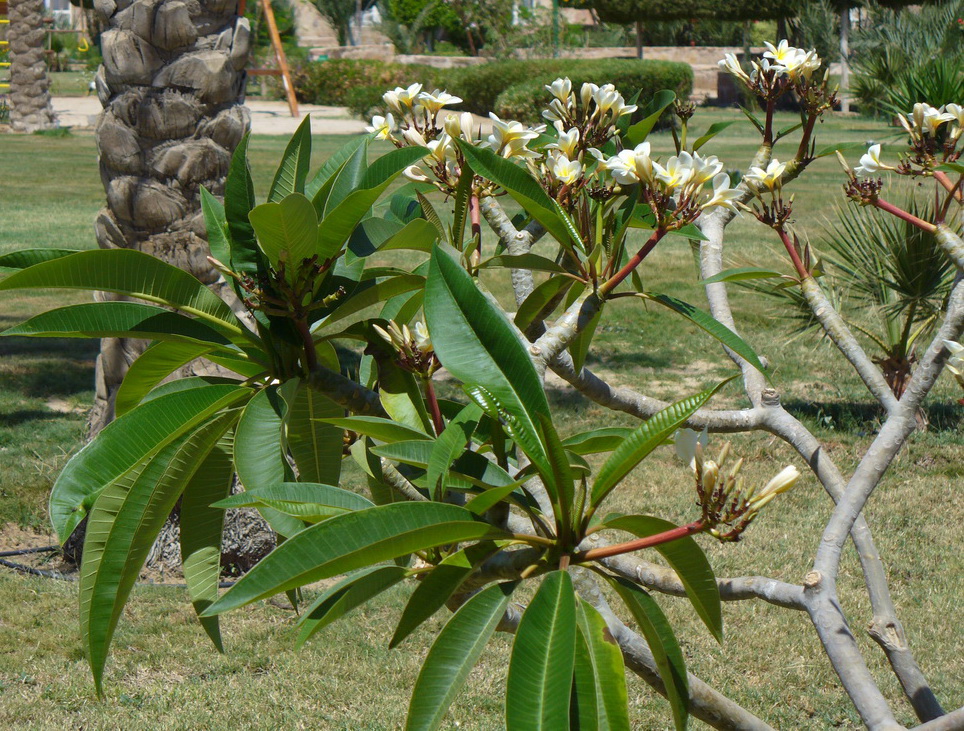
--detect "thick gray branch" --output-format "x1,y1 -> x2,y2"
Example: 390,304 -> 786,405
307,365 -> 385,416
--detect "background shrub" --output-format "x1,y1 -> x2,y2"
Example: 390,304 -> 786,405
493,60 -> 693,124
290,59 -> 446,106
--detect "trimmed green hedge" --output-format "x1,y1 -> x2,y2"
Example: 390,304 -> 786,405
493,60 -> 693,125
290,59 -> 446,106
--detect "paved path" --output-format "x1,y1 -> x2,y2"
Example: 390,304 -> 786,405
51,96 -> 370,136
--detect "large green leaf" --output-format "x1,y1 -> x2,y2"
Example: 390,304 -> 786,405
603,515 -> 722,642
49,384 -> 250,542
0,248 -> 80,270
268,116 -> 312,202
692,121 -> 737,152
390,542 -> 500,649
625,90 -> 676,146
319,416 -> 431,444
315,274 -> 424,330
457,141 -> 570,245
424,246 -> 550,456
1,302 -> 239,348
607,576 -> 689,731
180,430 -> 236,651
572,623 -> 601,730
306,134 -> 368,203
224,134 -> 265,283
200,187 -> 232,269
202,502 -> 509,615
480,254 -> 567,274
249,193 -> 320,272
80,411 -> 236,693
514,276 -> 575,332
506,570 -> 577,731
374,355 -> 432,433
212,482 -> 373,522
235,385 -> 292,491
283,381 -> 343,485
575,599 -> 631,730
322,137 -> 370,215
700,267 -> 784,285
425,402 -> 482,499
371,440 -> 518,493
561,427 -> 632,456
0,249 -> 245,335
296,566 -> 408,648
591,381 -> 729,508
376,218 -> 440,254
641,294 -> 768,378
405,582 -> 517,731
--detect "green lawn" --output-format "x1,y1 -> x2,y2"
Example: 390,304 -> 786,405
0,111 -> 962,729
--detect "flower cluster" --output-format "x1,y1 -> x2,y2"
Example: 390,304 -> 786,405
945,340 -> 964,389
691,442 -> 800,541
373,319 -> 437,376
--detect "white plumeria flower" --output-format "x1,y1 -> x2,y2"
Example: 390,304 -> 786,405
912,103 -> 955,137
783,48 -> 821,81
763,40 -> 796,66
366,113 -> 395,140
414,321 -> 433,353
690,152 -> 724,186
383,83 -> 423,115
402,127 -> 428,148
653,152 -> 695,191
542,98 -> 568,123
580,82 -> 598,109
546,77 -> 573,103
718,53 -> 750,84
945,103 -> 964,140
443,111 -> 477,143
590,142 -> 653,185
703,172 -> 741,212
854,143 -> 893,177
546,127 -> 580,158
486,113 -> 544,159
945,340 -> 964,381
416,89 -> 462,115
402,165 -> 431,183
591,83 -> 637,119
745,158 -> 787,191
674,427 -> 709,471
747,465 -> 800,510
425,134 -> 456,164
549,154 -> 583,185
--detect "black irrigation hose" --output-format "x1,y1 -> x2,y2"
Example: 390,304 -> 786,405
0,551 -> 236,588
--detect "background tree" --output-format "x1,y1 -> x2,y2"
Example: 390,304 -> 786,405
89,0 -> 252,436
7,0 -> 55,132
315,0 -> 360,46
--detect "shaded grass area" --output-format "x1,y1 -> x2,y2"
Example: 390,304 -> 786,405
1,112 -> 963,728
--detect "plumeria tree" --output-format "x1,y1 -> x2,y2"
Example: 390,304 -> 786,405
1,40 -> 964,730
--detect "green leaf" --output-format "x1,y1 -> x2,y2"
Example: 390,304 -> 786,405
607,577 -> 689,731
514,276 -> 574,332
319,416 -> 430,444
575,599 -> 631,730
0,249 -> 245,335
463,480 -> 528,515
426,403 -> 483,499
391,542 -> 499,649
224,134 -> 265,282
115,342 -> 212,418
202,502 -> 508,614
480,254 -> 567,273
212,482 -> 373,522
377,218 -> 440,254
374,355 -> 432,433
625,90 -> 676,146
568,300 -> 601,373
81,411 -> 236,693
248,193 -> 320,272
815,141 -> 865,159
296,566 -> 408,648
200,187 -> 232,269
268,116 -> 312,202
322,136 -> 369,215
2,302 -> 238,348
603,515 -> 721,643
372,440 -> 519,495
561,427 -> 632,455
506,571 -> 577,731
701,267 -> 784,285
406,582 -> 517,731
49,384 -> 250,542
642,294 -> 768,378
591,380 -> 730,508
180,430 -> 236,651
306,134 -> 368,204
450,165 -> 474,248
692,121 -> 737,152
235,385 -> 292,491
572,624 -> 600,730
738,106 -> 764,134
457,141 -> 571,245
0,248 -> 80,270
283,381 -> 343,485
316,274 -> 424,330
425,246 -> 550,448
937,162 -> 964,174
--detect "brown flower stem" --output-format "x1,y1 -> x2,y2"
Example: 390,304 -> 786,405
934,170 -> 963,204
598,229 -> 664,297
576,521 -> 705,562
470,194 -> 482,250
294,318 -> 318,372
424,376 -> 445,436
776,226 -> 809,279
874,198 -> 938,233
796,113 -> 817,161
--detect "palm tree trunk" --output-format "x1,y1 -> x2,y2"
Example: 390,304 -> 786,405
7,0 -> 56,132
88,0 -> 252,436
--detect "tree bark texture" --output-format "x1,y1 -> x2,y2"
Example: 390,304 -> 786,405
7,0 -> 57,133
89,0 -> 251,436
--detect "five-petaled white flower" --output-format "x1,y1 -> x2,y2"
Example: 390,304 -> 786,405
945,103 -> 964,140
747,465 -> 800,510
366,114 -> 395,140
486,113 -> 544,159
546,126 -> 580,158
718,53 -> 750,84
414,321 -> 433,353
443,111 -> 476,143
912,103 -> 955,137
854,143 -> 893,177
546,77 -> 573,103
653,152 -> 695,191
745,159 -> 787,191
690,152 -> 724,186
703,172 -> 741,212
549,154 -> 583,185
383,83 -> 423,115
416,89 -> 462,115
591,142 -> 654,185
